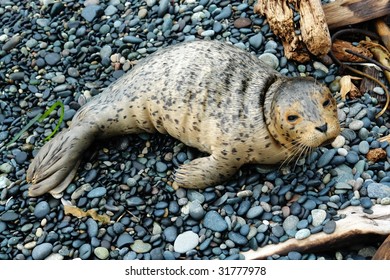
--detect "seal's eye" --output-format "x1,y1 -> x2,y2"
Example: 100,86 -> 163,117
323,99 -> 331,107
287,115 -> 299,122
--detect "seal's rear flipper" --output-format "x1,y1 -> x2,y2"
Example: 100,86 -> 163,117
27,126 -> 94,197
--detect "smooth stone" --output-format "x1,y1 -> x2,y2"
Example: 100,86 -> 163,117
201,30 -> 215,37
94,247 -> 109,260
0,211 -> 19,222
126,196 -> 144,206
246,206 -> 264,219
14,151 -> 28,164
288,251 -> 302,260
155,161 -> 168,173
358,141 -> 370,154
0,163 -> 12,174
282,215 -> 299,235
123,35 -> 143,44
214,6 -> 232,20
249,33 -> 263,49
104,5 -> 118,16
84,169 -> 98,183
34,201 -> 50,219
0,176 -> 11,189
44,53 -> 61,66
258,53 -> 279,69
234,18 -> 251,28
189,201 -> 205,220
117,233 -> 135,248
271,225 -> 284,238
349,120 -> 364,130
334,164 -> 353,183
360,197 -> 373,209
203,210 -> 228,232
130,240 -> 152,253
331,135 -> 346,148
323,220 -> 336,234
311,209 -> 326,226
174,231 -> 199,253
346,151 -> 359,164
79,244 -> 92,259
163,226 -> 178,242
317,149 -> 337,168
2,35 -> 21,51
158,0 -> 170,17
81,5 -> 103,22
87,187 -> 106,198
86,218 -> 98,238
367,183 -> 390,198
295,229 -> 311,240
228,231 -> 248,245
32,243 -> 53,260
302,200 -> 316,210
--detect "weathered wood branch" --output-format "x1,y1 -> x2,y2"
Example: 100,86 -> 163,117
242,205 -> 390,260
323,0 -> 390,30
254,0 -> 330,62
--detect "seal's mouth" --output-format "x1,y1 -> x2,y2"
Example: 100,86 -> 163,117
321,137 -> 337,147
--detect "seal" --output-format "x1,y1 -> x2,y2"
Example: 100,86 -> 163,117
27,40 -> 340,197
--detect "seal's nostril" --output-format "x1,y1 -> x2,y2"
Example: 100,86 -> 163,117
315,123 -> 328,133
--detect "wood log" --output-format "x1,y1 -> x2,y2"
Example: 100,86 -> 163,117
372,235 -> 390,260
254,0 -> 330,62
375,19 -> 390,52
331,39 -> 373,62
323,0 -> 390,30
242,205 -> 390,260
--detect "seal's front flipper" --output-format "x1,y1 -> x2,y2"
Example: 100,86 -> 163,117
27,125 -> 95,197
174,155 -> 240,189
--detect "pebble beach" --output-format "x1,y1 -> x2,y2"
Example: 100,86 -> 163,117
1,0 -> 390,260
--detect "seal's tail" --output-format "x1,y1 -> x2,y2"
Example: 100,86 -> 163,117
27,125 -> 94,197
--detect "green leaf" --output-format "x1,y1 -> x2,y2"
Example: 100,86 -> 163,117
6,100 -> 65,147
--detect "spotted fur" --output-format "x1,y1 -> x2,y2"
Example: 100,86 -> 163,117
27,40 -> 340,197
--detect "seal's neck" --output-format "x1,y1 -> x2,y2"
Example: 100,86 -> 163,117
262,77 -> 291,150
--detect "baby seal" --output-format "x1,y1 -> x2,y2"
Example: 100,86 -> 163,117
27,40 -> 340,197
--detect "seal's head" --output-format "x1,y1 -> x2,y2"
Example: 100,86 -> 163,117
264,77 -> 340,160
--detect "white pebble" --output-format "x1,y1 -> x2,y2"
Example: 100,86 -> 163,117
174,231 -> 199,253
331,135 -> 345,148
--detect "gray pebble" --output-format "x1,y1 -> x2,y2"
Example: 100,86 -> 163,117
323,220 -> 336,234
34,201 -> 50,219
117,233 -> 135,248
367,183 -> 390,198
163,226 -> 178,242
295,228 -> 311,240
78,244 -> 92,260
317,149 -> 336,168
94,247 -> 109,260
246,206 -> 263,219
258,53 -> 279,69
249,33 -> 263,49
189,201 -> 205,220
81,5 -> 103,22
228,232 -> 248,245
14,151 -> 28,165
32,243 -> 53,260
174,231 -> 199,253
87,187 -> 106,198
130,240 -> 152,253
349,120 -> 364,130
203,210 -> 228,232
311,209 -> 326,226
158,0 -> 170,17
215,6 -> 232,20
86,218 -> 98,238
358,141 -> 369,154
44,53 -> 61,66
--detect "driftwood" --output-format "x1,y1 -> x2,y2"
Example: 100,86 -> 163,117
242,205 -> 390,260
323,0 -> 390,30
331,39 -> 373,62
254,0 -> 331,62
373,235 -> 390,260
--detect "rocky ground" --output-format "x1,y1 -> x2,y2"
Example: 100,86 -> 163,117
0,0 -> 389,260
